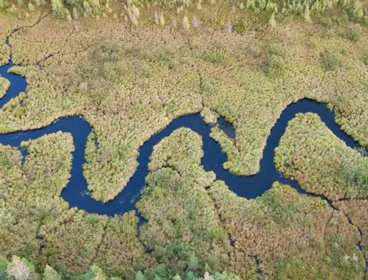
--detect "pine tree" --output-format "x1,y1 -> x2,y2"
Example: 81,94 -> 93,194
269,13 -> 276,28
51,0 -> 70,19
43,265 -> 62,280
188,254 -> 198,270
183,15 -> 190,30
136,271 -> 147,280
303,5 -> 311,22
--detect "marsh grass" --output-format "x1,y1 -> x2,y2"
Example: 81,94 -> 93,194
275,113 -> 368,201
209,181 -> 366,279
0,77 -> 10,98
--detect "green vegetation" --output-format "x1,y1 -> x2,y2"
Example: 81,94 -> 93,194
0,254 -> 239,280
209,181 -> 365,279
0,12 -> 40,66
0,123 -> 242,278
138,128 -> 232,279
0,0 -> 367,27
275,113 -> 368,201
0,77 -> 10,98
1,3 -> 368,279
0,0 -> 112,19
201,28 -> 368,175
336,199 -> 368,259
320,51 -> 340,71
274,112 -> 368,267
2,18 -> 204,202
51,0 -> 114,20
0,132 -> 74,264
0,133 -> 148,278
1,108 -> 368,278
1,13 -> 367,203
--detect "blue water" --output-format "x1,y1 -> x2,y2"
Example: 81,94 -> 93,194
0,38 -> 364,216
0,38 -> 28,107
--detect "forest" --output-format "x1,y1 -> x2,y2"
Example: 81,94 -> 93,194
0,0 -> 368,279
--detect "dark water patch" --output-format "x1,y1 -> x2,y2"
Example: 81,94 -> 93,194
36,235 -> 46,256
217,117 -> 236,139
254,256 -> 262,276
228,233 -> 235,247
19,146 -> 29,165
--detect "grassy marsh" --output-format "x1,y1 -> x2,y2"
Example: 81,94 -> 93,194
0,14 -> 367,202
1,4 -> 368,279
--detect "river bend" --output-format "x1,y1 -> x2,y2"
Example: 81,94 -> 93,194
0,38 -> 363,216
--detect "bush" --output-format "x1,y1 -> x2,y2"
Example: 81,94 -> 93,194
346,27 -> 360,42
51,0 -> 70,19
321,18 -> 333,28
202,48 -> 227,65
265,55 -> 286,77
363,54 -> 368,65
232,20 -> 247,35
320,51 -> 339,71
269,43 -> 285,58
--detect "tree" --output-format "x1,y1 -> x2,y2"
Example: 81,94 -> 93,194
183,15 -> 190,30
51,0 -> 70,19
0,255 -> 8,280
136,271 -> 146,280
42,265 -> 62,280
188,255 -> 198,270
303,5 -> 312,23
6,256 -> 38,280
269,13 -> 276,28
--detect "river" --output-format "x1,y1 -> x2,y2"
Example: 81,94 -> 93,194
0,36 -> 363,216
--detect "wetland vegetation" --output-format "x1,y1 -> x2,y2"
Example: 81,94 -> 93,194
1,0 -> 368,279
0,77 -> 9,98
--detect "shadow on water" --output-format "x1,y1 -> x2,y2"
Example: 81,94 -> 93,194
0,37 -> 364,217
217,117 -> 236,139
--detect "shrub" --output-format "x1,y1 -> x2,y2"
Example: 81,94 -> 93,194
269,13 -> 277,28
232,20 -> 247,35
269,43 -> 285,58
303,5 -> 312,23
202,48 -> 227,65
346,27 -> 360,42
321,18 -> 333,28
0,256 -> 7,279
320,51 -> 339,71
265,55 -> 286,77
51,0 -> 70,19
0,0 -> 9,9
363,54 -> 368,65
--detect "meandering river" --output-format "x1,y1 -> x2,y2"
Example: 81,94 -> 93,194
0,37 -> 363,216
